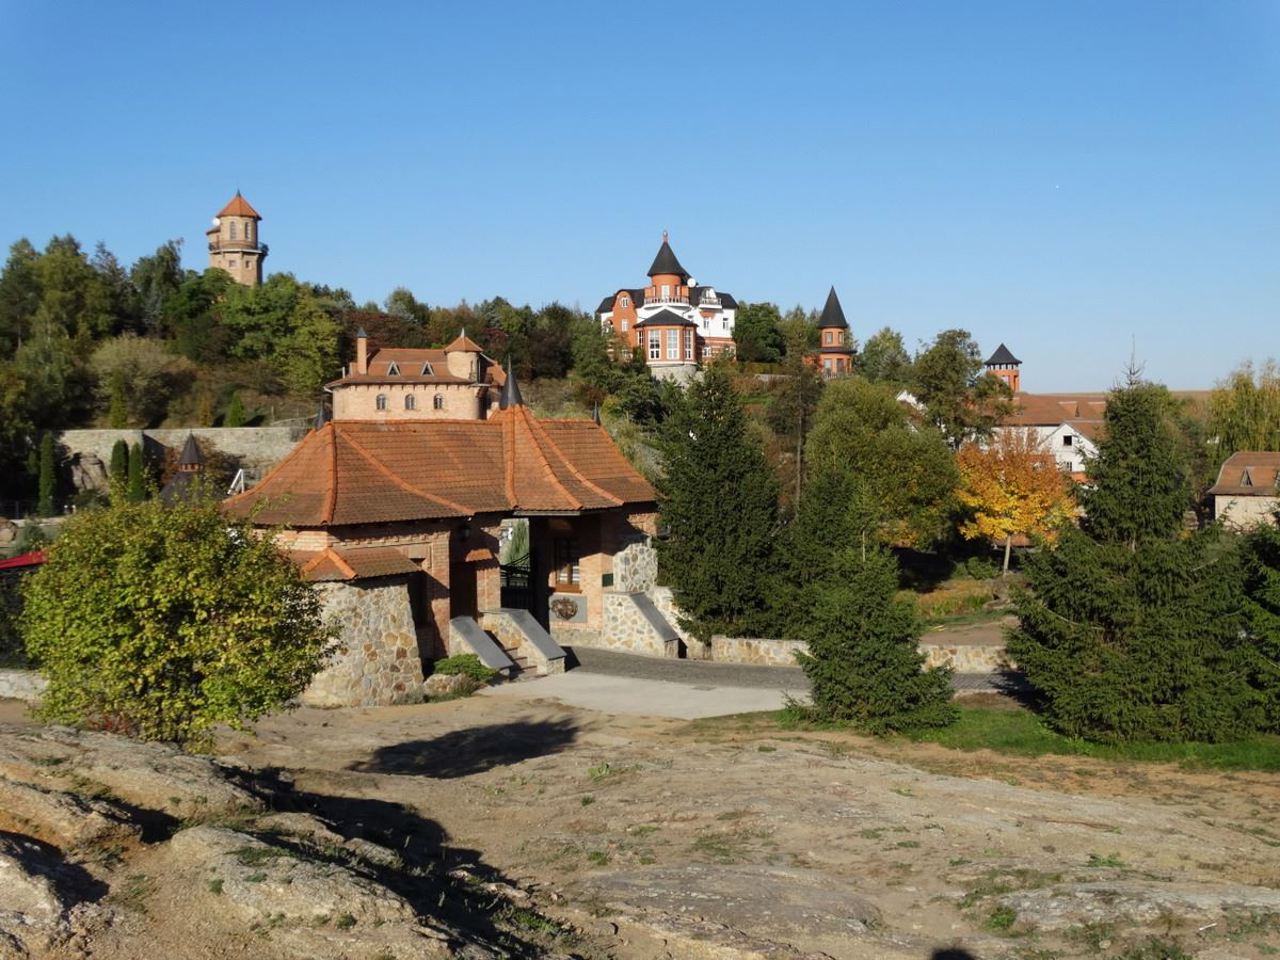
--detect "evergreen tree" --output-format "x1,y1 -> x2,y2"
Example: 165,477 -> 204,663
1243,512 -> 1280,731
655,366 -> 778,643
1009,376 -> 1259,743
225,392 -> 246,428
36,432 -> 56,517
126,442 -> 145,503
795,537 -> 956,732
109,439 -> 128,499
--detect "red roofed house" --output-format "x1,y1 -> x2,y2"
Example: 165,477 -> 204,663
206,191 -> 267,287
224,368 -> 658,706
326,328 -> 506,421
1208,451 -> 1280,530
596,232 -> 739,381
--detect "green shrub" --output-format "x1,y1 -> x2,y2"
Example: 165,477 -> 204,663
433,654 -> 497,682
963,556 -> 998,580
20,496 -> 333,745
0,576 -> 29,668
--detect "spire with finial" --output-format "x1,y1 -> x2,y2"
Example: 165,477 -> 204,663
178,432 -> 204,473
499,358 -> 524,410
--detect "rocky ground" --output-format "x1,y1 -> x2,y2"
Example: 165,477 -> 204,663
0,691 -> 1278,959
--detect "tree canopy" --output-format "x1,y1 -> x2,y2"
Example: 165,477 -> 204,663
911,329 -> 1013,447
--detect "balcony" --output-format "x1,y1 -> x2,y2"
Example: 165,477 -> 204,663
645,293 -> 689,306
208,237 -> 266,254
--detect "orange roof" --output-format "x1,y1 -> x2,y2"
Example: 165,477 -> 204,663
223,407 -> 655,527
1005,393 -> 1108,427
216,191 -> 261,219
1208,451 -> 1280,497
445,333 -> 484,353
297,546 -> 422,582
327,347 -> 506,387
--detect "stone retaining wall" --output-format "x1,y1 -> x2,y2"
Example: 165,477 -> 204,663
919,643 -> 1014,673
0,670 -> 46,703
647,586 -> 690,643
303,578 -> 425,707
596,593 -> 679,657
710,637 -> 807,667
58,426 -> 306,485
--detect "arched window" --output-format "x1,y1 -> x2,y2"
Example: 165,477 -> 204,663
376,393 -> 387,411
433,394 -> 445,410
405,394 -> 416,411
229,221 -> 237,241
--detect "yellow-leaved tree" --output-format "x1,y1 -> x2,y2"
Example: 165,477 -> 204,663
955,430 -> 1076,575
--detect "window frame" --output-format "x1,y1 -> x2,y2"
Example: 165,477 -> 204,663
404,394 -> 416,411
667,329 -> 679,359
375,393 -> 388,411
648,330 -> 661,360
552,536 -> 581,591
433,394 -> 445,410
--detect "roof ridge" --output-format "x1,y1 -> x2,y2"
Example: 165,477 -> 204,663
323,424 -> 338,524
531,418 -> 624,506
223,420 -> 324,514
337,425 -> 474,516
511,406 -> 583,509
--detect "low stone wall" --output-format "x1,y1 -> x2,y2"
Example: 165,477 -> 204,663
480,609 -> 565,675
647,586 -> 690,643
919,643 -> 1014,673
596,593 -> 680,658
710,637 -> 807,667
303,578 -> 425,707
613,542 -> 658,593
0,669 -> 46,703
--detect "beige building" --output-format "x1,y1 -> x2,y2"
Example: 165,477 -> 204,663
206,192 -> 267,286
1209,451 -> 1280,530
326,330 -> 506,421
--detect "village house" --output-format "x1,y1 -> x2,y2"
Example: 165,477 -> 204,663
206,191 -> 267,287
325,328 -> 506,420
596,233 -> 738,380
223,368 -> 659,707
1208,451 -> 1280,529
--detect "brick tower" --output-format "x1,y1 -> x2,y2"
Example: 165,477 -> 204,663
206,191 -> 267,286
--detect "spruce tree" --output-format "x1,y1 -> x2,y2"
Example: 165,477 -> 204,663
225,392 -> 246,428
109,438 -> 128,500
1243,513 -> 1280,731
796,538 -> 956,732
1008,377 -> 1258,742
655,366 -> 778,643
126,442 -> 145,503
36,433 -> 56,517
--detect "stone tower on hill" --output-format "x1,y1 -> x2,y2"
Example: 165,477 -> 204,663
206,191 -> 267,286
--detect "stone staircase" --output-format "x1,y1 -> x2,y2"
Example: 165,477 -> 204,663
447,610 -> 567,680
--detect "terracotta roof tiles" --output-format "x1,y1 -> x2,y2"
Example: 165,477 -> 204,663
216,192 -> 261,219
1208,451 -> 1280,497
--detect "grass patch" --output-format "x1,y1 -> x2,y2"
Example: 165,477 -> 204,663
903,706 -> 1280,772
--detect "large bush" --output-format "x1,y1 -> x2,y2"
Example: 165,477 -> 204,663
21,496 -> 332,744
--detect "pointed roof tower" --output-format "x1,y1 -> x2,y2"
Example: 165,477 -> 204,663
985,343 -> 1021,366
499,359 -> 524,410
216,190 -> 262,220
817,287 -> 848,329
178,433 -> 204,471
647,230 -> 690,280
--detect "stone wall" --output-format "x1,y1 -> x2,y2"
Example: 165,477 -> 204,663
613,542 -> 658,593
710,637 -> 807,667
479,609 -> 566,675
58,426 -> 306,487
647,586 -> 690,643
596,593 -> 680,657
0,670 -> 46,703
919,643 -> 1014,673
303,578 -> 425,707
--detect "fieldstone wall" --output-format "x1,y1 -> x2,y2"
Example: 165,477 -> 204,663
598,593 -> 680,657
303,578 -> 425,707
479,610 -> 566,675
613,542 -> 658,593
0,670 -> 46,703
710,637 -> 807,667
647,586 -> 690,643
919,643 -> 1015,673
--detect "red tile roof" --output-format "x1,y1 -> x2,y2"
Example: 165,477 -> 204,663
445,333 -> 484,353
1208,451 -> 1280,497
216,192 -> 261,219
297,546 -> 423,582
224,407 -> 655,527
327,347 -> 506,387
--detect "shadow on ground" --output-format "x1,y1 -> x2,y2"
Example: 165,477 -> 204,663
249,768 -> 581,957
348,717 -> 579,779
931,949 -> 978,960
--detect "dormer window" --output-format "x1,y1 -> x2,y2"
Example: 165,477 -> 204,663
387,361 -> 400,377
376,394 -> 388,411
1062,434 -> 1073,447
620,295 -> 630,308
420,362 -> 433,376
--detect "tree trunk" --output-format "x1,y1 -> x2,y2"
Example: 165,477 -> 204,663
1002,535 -> 1012,577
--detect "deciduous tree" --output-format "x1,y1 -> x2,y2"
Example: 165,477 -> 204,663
1209,359 -> 1280,461
912,329 -> 1013,447
21,496 -> 332,744
956,430 -> 1076,574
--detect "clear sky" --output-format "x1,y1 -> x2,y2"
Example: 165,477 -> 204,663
1,1 -> 1277,391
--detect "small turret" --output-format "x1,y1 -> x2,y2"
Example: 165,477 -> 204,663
984,343 -> 1022,393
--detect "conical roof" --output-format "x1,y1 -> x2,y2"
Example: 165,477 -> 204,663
985,343 -> 1021,365
817,287 -> 848,329
647,234 -> 689,280
216,191 -> 261,219
178,433 -> 203,468
445,330 -> 484,353
499,360 -> 524,409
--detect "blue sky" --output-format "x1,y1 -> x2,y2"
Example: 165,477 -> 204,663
1,1 -> 1277,391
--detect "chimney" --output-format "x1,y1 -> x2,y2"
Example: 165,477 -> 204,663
355,327 -> 368,375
